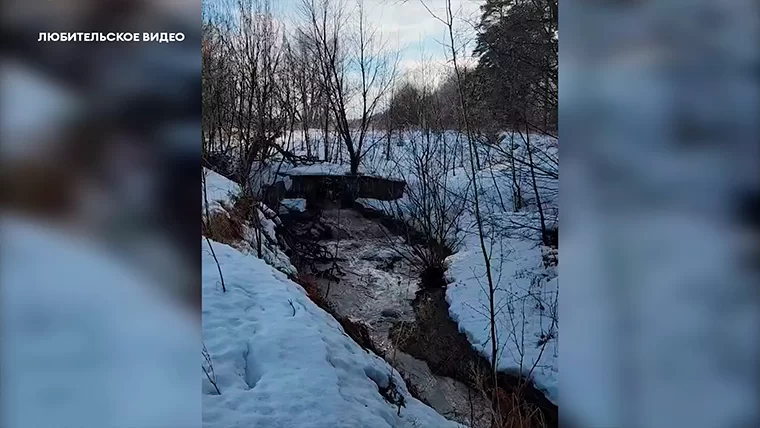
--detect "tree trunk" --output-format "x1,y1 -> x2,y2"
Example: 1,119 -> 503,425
323,108 -> 329,161
525,122 -> 548,245
510,131 -> 522,211
349,154 -> 360,175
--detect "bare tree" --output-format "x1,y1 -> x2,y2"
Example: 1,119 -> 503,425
286,29 -> 325,159
202,0 -> 291,193
202,5 -> 239,174
299,0 -> 398,175
385,129 -> 470,285
376,64 -> 471,283
434,0 -> 501,402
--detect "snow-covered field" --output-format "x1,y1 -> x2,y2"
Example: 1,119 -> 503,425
202,239 -> 462,428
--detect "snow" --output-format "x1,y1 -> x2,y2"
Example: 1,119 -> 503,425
248,161 -> 293,198
358,206 -> 560,405
280,198 -> 307,213
202,238 -> 462,428
282,162 -> 403,181
352,132 -> 560,404
445,219 -> 559,404
285,162 -> 351,176
202,167 -> 297,277
0,216 -> 199,428
203,168 -> 239,206
354,197 -> 384,212
212,129 -> 561,406
443,166 -> 559,404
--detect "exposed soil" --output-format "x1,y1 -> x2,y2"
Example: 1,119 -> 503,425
390,288 -> 558,427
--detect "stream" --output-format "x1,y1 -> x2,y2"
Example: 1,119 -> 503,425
282,204 -> 557,427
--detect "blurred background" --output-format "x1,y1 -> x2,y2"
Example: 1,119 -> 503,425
0,1 -> 201,427
560,0 -> 759,427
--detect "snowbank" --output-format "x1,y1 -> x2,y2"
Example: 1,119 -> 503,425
354,145 -> 560,404
445,215 -> 559,404
202,239 -> 461,428
202,167 -> 297,277
203,168 -> 239,206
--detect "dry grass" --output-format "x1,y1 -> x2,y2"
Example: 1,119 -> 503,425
202,207 -> 244,245
496,387 -> 548,428
470,367 -> 548,428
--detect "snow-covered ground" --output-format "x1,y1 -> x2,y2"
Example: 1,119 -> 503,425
202,239 -> 462,428
203,168 -> 240,206
202,168 -> 297,276
202,167 -> 461,427
359,192 -> 560,404
208,129 -> 560,406
445,216 -> 559,404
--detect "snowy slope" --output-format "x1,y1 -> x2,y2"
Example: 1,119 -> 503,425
203,168 -> 239,206
444,163 -> 559,403
202,167 -> 297,276
202,239 -> 462,428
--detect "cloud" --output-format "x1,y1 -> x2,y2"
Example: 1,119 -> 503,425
367,0 -> 481,70
276,0 -> 481,85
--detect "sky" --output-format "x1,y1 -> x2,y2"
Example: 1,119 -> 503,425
274,0 -> 483,86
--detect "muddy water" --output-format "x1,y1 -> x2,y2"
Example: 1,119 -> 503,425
293,207 -> 492,427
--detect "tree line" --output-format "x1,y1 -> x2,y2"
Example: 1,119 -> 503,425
202,0 -> 557,181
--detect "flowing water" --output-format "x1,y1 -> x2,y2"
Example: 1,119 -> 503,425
288,207 -> 493,427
